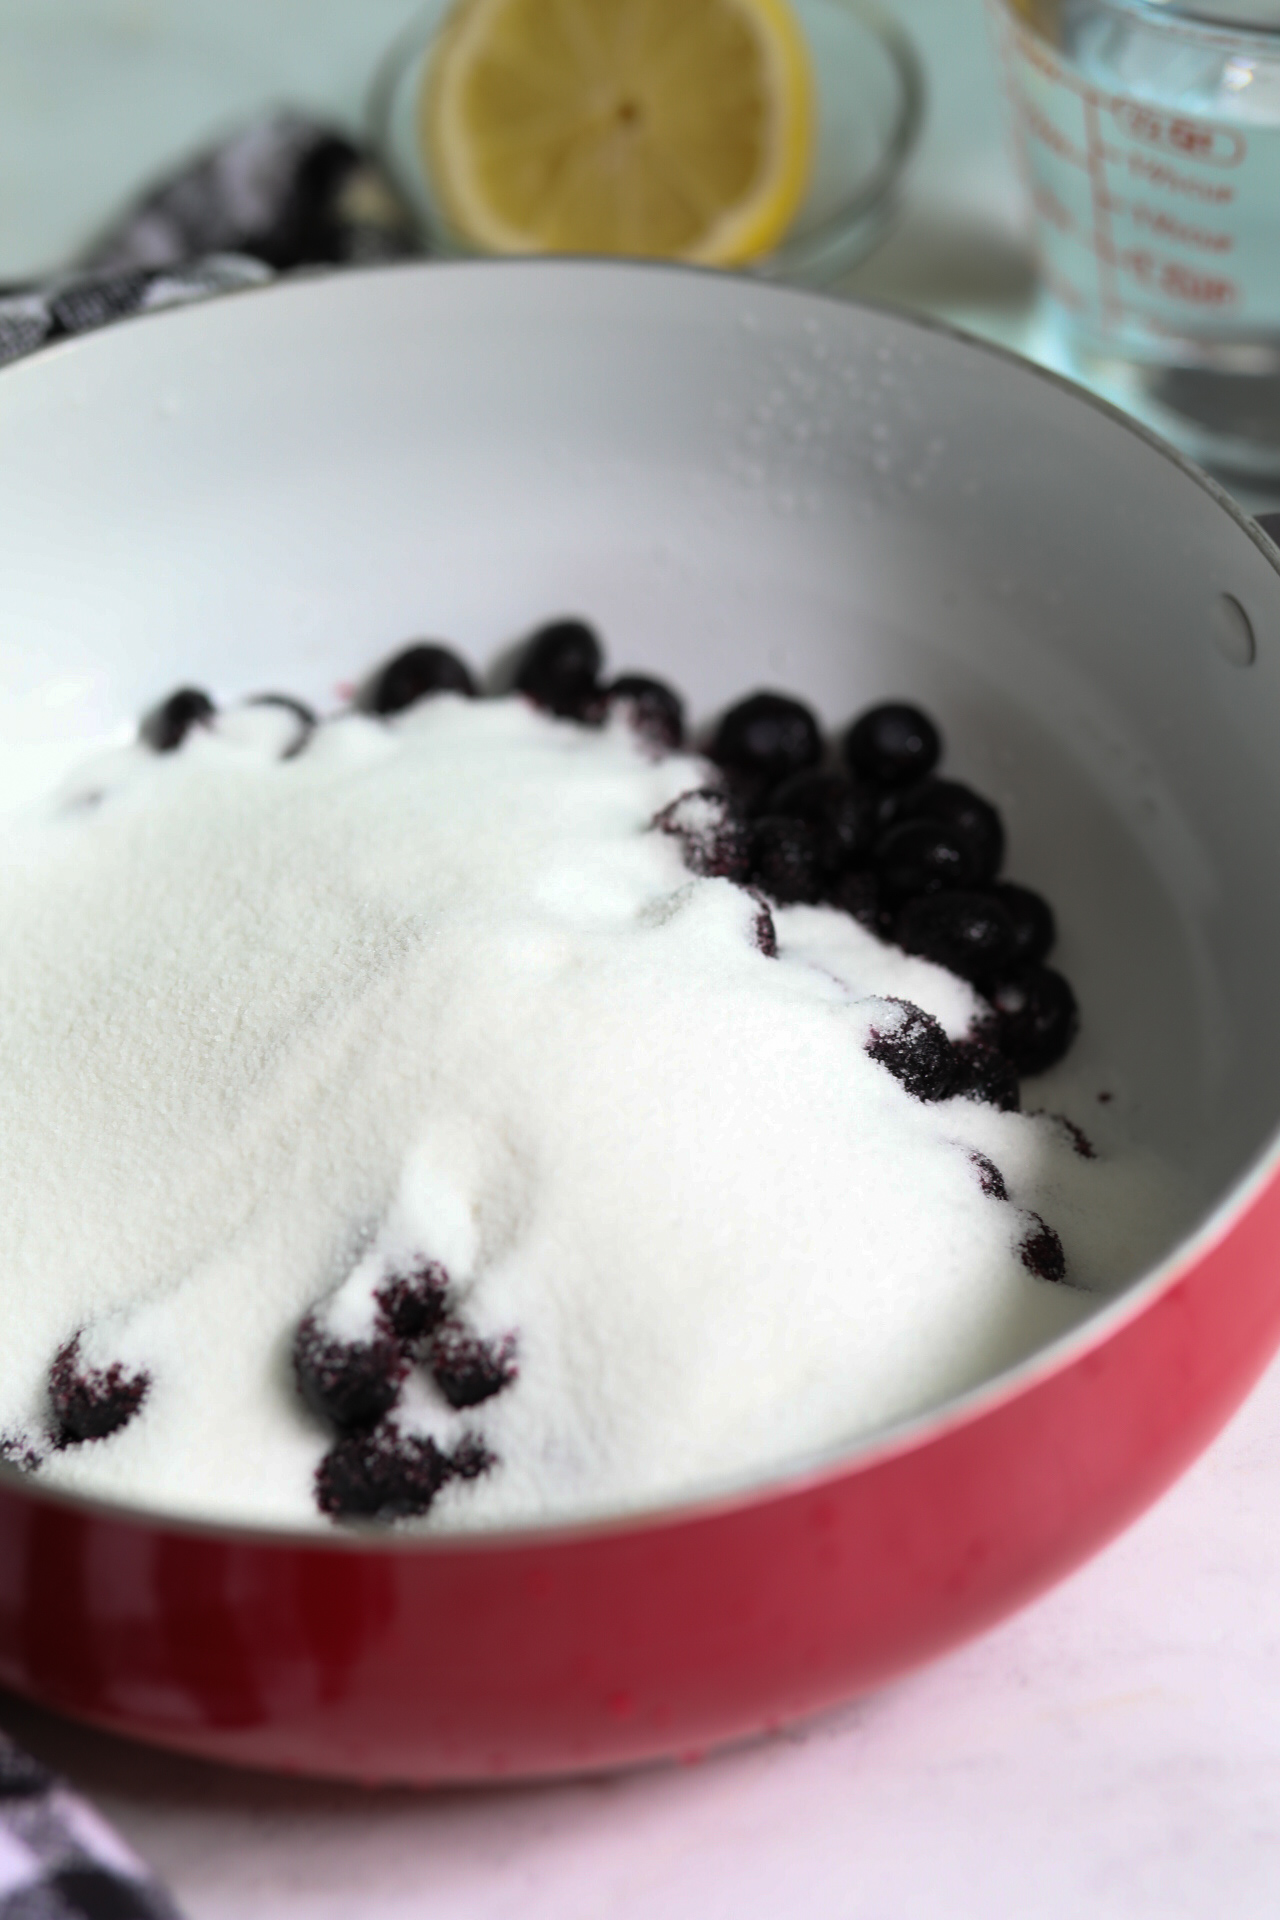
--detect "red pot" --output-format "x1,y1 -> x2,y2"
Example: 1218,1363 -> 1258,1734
1,261 -> 1277,1781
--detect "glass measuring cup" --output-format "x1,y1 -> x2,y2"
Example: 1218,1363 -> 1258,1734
990,0 -> 1280,480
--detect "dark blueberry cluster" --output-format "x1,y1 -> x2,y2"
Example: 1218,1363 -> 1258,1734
293,1259 -> 517,1522
687,689 -> 1078,1087
46,1337 -> 150,1446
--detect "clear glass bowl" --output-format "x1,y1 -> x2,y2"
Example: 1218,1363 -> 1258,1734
366,0 -> 924,286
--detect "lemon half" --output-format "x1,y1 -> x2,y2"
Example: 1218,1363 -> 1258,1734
421,0 -> 814,266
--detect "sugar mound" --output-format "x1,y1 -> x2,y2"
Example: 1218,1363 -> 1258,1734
0,696 -> 1179,1529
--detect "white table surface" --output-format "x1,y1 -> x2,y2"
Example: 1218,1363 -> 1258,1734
3,3 -> 1279,1914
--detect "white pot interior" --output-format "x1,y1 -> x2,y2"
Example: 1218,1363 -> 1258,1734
0,259 -> 1277,1275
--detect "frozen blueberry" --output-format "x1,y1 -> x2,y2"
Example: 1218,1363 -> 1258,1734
710,692 -> 822,786
767,769 -> 878,874
139,686 -> 215,753
989,966 -> 1079,1075
359,643 -> 476,715
894,890 -> 1019,984
247,692 -> 318,759
450,1432 -> 498,1481
843,702 -> 941,789
748,889 -> 778,957
48,1338 -> 149,1445
886,780 -> 1005,883
316,1426 -> 451,1520
602,674 -> 685,752
991,881 -> 1056,966
826,866 -> 883,932
375,1261 -> 450,1343
514,618 -> 604,718
969,1151 -> 1009,1202
293,1313 -> 407,1433
427,1323 -> 518,1409
951,1039 -> 1020,1113
1019,1214 -> 1067,1283
651,789 -> 751,882
750,815 -> 823,905
875,820 -> 982,902
864,999 -> 957,1102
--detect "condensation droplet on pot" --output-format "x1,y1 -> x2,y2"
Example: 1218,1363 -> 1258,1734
1212,593 -> 1256,667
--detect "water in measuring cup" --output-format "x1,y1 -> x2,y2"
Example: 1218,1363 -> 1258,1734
992,0 -> 1280,478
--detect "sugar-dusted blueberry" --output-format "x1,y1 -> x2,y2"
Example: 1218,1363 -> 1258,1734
427,1323 -> 518,1409
747,889 -> 778,957
768,769 -> 877,874
247,692 -> 318,759
951,1039 -> 1020,1113
602,674 -> 685,752
894,889 -> 1019,984
375,1260 -> 450,1343
750,815 -> 823,905
0,1433 -> 41,1474
293,1312 -> 407,1433
514,618 -> 604,718
886,780 -> 1005,883
139,687 -> 215,753
1019,1213 -> 1067,1283
651,788 -> 751,882
826,866 -> 883,932
992,881 -> 1056,966
1046,1113 -> 1096,1159
990,966 -> 1079,1075
969,1151 -> 1009,1201
864,998 -> 957,1102
48,1338 -> 149,1445
450,1432 -> 497,1481
709,692 -> 822,787
843,702 -> 941,790
358,643 -> 476,716
874,820 -> 981,902
315,1426 -> 451,1520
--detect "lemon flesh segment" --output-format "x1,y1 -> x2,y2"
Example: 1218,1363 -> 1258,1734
422,0 -> 815,266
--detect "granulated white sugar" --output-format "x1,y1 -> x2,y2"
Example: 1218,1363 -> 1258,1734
0,693 -> 1179,1530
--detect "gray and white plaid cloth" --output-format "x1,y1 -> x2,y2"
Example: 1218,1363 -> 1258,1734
0,108 -> 420,373
0,1733 -> 181,1919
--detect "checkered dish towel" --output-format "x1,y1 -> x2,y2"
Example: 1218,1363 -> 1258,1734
0,1733 -> 180,1919
0,108 -> 419,371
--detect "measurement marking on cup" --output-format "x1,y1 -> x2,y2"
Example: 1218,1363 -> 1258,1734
993,6 -> 1253,338
1084,90 -> 1121,327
